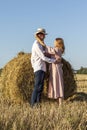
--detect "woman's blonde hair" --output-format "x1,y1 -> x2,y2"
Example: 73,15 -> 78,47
54,38 -> 65,53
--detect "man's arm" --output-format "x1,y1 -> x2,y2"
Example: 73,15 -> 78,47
35,42 -> 56,63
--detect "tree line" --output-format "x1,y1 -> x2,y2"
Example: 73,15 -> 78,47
77,67 -> 87,74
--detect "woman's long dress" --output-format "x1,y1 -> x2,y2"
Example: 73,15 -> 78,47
46,46 -> 64,99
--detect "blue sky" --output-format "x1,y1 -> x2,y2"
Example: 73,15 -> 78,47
0,0 -> 87,70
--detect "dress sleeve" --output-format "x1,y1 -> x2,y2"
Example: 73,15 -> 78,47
45,46 -> 62,62
46,46 -> 55,54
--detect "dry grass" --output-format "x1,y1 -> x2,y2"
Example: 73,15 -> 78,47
0,52 -> 77,104
75,74 -> 87,93
0,52 -> 34,103
0,75 -> 87,130
0,53 -> 87,130
0,91 -> 87,130
75,74 -> 87,81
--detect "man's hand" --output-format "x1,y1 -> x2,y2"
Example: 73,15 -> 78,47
43,52 -> 51,58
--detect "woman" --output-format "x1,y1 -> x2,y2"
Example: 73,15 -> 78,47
35,35 -> 65,105
47,38 -> 65,105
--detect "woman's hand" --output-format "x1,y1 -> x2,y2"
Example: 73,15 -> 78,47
54,56 -> 61,64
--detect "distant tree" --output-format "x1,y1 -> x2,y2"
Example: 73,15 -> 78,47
77,67 -> 87,74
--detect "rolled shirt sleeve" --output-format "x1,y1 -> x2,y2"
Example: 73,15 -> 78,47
31,40 -> 56,72
34,41 -> 56,63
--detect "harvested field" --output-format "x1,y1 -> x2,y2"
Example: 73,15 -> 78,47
74,74 -> 87,93
0,55 -> 87,130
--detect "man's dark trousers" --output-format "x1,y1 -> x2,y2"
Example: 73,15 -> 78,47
31,70 -> 45,106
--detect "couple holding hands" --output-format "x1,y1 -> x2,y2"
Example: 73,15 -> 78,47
31,28 -> 65,107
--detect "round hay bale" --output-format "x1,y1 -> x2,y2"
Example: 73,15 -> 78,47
0,52 -> 77,103
62,58 -> 77,99
0,52 -> 34,103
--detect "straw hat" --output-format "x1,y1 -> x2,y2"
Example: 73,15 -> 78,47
35,28 -> 48,35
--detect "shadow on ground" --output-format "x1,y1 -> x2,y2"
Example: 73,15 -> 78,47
69,92 -> 87,102
28,92 -> 87,105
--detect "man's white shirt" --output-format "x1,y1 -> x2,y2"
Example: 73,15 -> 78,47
31,40 -> 56,72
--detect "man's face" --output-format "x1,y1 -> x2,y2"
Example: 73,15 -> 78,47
37,33 -> 45,41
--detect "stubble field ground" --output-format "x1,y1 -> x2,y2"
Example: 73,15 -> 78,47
0,74 -> 87,130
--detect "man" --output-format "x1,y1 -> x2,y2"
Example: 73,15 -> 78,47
31,28 -> 57,107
